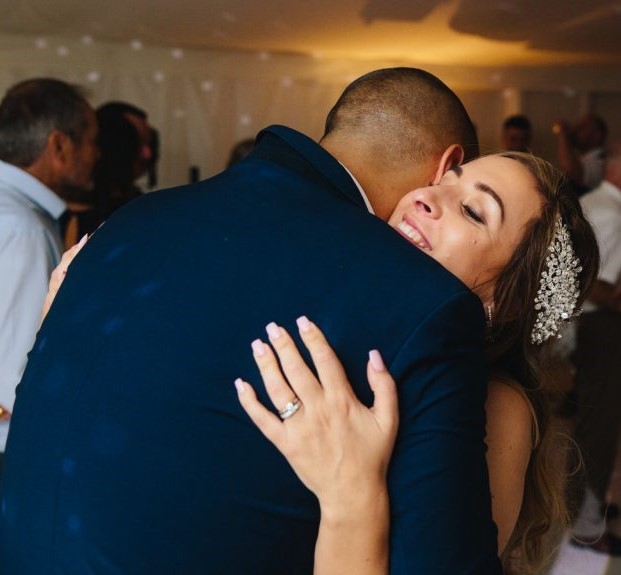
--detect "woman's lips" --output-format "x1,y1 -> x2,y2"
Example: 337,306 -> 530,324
395,220 -> 430,250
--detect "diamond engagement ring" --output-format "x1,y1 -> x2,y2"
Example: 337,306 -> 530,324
278,397 -> 302,420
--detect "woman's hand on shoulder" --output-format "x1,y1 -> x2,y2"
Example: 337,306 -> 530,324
41,234 -> 89,324
235,316 -> 399,514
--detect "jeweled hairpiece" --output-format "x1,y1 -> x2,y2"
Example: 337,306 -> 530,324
531,216 -> 582,345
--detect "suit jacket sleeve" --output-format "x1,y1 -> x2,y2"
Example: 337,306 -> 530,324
387,291 -> 502,574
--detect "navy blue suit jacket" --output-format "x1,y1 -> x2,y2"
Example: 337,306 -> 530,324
1,126 -> 501,574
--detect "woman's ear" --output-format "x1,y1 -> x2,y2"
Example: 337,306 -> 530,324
431,144 -> 465,184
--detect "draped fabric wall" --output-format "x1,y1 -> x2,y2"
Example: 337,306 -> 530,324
1,31 -> 620,191
0,33 -> 373,189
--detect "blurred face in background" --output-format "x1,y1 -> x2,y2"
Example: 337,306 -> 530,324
125,112 -> 153,180
572,115 -> 605,153
62,106 -> 99,192
502,127 -> 531,153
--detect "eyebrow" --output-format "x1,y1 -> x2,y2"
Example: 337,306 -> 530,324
450,165 -> 505,223
475,182 -> 505,223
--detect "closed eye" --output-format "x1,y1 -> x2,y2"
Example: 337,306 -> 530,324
462,203 -> 485,224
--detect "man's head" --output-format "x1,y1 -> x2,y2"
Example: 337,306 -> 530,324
572,114 -> 607,153
501,114 -> 532,153
97,101 -> 153,181
0,78 -> 98,195
319,67 -> 478,220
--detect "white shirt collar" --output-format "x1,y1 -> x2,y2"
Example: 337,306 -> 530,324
338,162 -> 374,214
0,159 -> 66,219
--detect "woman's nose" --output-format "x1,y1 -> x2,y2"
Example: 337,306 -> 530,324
415,191 -> 441,218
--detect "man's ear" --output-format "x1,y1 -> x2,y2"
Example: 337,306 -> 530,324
431,144 -> 465,184
47,130 -> 71,169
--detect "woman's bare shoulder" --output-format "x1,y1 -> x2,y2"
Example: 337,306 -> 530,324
486,378 -> 535,451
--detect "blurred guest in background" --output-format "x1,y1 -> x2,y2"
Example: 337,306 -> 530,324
501,114 -> 532,152
226,137 -> 255,167
147,126 -> 160,189
0,78 -> 97,474
553,113 -> 607,196
102,101 -> 154,185
570,140 -> 621,555
94,102 -> 154,217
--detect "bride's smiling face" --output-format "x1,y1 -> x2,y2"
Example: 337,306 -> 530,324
388,155 -> 543,300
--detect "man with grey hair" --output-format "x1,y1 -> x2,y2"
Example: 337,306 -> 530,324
0,78 -> 98,473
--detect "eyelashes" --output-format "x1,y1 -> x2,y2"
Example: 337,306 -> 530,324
462,203 -> 485,224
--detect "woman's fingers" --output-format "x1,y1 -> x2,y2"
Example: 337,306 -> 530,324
41,234 -> 89,323
295,316 -> 352,398
246,318 -> 398,443
52,235 -> 89,290
263,322 -> 322,404
61,234 -> 88,268
367,350 -> 399,437
234,379 -> 286,448
251,332 -> 312,417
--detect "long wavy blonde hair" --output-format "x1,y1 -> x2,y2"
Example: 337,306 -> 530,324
485,152 -> 599,573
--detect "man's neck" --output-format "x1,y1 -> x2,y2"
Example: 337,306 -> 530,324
23,163 -> 60,197
338,162 -> 374,214
320,137 -> 406,222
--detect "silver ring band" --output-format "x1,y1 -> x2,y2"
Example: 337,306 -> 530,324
278,398 -> 302,420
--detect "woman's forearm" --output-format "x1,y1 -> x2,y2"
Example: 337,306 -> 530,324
315,487 -> 390,575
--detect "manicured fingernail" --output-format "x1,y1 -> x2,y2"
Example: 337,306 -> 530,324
234,378 -> 245,394
265,322 -> 281,340
251,339 -> 265,356
296,316 -> 311,333
78,234 -> 88,247
369,350 -> 385,371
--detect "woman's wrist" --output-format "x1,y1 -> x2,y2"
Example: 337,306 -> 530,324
315,486 -> 390,575
319,483 -> 389,528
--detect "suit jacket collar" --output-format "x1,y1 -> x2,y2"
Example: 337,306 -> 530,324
252,125 -> 367,210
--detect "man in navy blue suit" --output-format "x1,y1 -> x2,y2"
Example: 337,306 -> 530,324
1,68 -> 501,574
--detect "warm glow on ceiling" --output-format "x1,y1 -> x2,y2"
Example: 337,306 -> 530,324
1,0 -> 620,66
